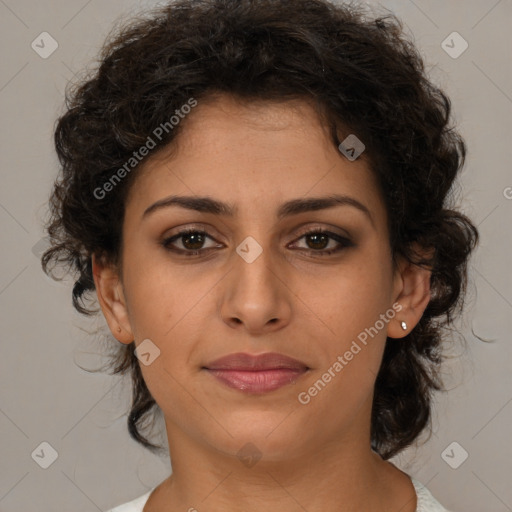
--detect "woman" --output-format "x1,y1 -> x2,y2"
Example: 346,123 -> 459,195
41,0 -> 479,510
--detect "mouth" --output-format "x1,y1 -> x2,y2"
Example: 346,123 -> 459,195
203,352 -> 310,394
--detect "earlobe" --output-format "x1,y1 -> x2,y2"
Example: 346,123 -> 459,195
91,253 -> 134,344
388,247 -> 433,339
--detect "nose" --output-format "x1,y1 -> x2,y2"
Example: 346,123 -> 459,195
219,238 -> 292,336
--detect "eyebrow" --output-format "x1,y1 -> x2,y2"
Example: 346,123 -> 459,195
142,193 -> 374,226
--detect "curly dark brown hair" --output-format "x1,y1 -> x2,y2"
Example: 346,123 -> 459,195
41,0 -> 479,460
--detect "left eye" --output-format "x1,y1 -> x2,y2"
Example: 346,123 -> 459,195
289,229 -> 353,255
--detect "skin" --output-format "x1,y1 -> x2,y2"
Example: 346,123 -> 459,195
93,94 -> 432,512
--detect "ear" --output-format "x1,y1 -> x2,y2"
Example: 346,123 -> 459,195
388,244 -> 433,339
91,253 -> 134,344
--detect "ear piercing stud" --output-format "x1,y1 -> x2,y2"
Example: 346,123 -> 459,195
400,321 -> 407,331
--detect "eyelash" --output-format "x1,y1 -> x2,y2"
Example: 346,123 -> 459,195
161,227 -> 354,257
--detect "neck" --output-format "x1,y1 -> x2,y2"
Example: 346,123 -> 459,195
150,421 -> 416,512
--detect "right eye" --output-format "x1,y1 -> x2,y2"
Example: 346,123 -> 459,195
161,228 -> 223,256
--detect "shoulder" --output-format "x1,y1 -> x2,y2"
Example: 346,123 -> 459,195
104,488 -> 155,512
410,477 -> 452,512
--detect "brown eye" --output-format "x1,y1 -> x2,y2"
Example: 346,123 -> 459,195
180,231 -> 206,250
162,229 -> 220,255
304,232 -> 330,250
290,229 -> 354,256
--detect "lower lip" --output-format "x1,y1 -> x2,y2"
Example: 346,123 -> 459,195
205,368 -> 308,393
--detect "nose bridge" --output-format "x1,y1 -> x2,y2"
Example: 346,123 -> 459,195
232,232 -> 281,300
220,229 -> 292,332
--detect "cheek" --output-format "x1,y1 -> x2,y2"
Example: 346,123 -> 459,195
294,267 -> 393,432
307,253 -> 393,337
121,251 -> 207,366
121,250 -> 190,338
299,249 -> 394,399
125,267 -> 205,418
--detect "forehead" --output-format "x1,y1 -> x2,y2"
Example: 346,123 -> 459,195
125,94 -> 387,228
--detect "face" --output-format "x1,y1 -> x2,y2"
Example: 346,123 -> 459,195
94,94 -> 423,464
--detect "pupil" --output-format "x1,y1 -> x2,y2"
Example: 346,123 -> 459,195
307,233 -> 328,249
183,232 -> 204,250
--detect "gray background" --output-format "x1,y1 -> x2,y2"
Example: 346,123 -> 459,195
0,0 -> 511,510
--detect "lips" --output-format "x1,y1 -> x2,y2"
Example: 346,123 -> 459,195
205,352 -> 309,371
203,352 -> 309,393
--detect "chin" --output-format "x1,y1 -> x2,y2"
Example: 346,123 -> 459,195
214,420 -> 311,463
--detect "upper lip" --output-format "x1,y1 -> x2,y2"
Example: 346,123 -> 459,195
204,352 -> 309,371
